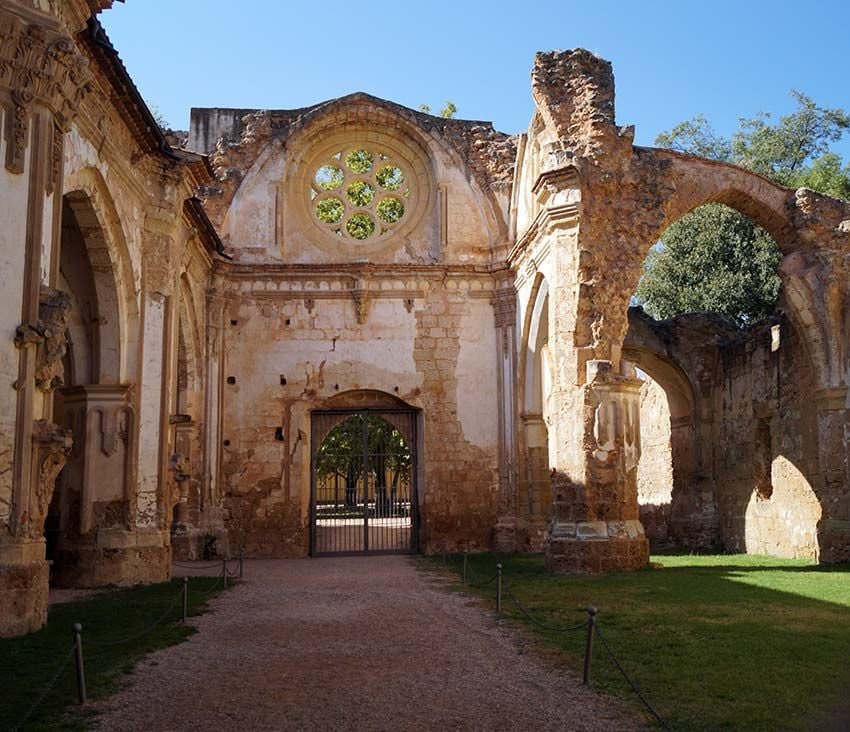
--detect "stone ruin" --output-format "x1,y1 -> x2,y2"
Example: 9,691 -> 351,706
0,0 -> 849,636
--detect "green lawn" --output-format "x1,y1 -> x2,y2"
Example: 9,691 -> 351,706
430,553 -> 850,732
0,575 -> 231,732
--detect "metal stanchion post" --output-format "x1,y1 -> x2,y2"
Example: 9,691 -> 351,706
583,606 -> 597,685
496,563 -> 502,617
72,623 -> 86,704
462,550 -> 468,585
239,547 -> 244,579
182,577 -> 189,623
222,557 -> 228,589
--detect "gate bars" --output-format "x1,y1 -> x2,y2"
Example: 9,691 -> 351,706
310,408 -> 419,556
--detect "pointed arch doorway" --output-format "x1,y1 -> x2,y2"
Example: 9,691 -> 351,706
311,395 -> 419,556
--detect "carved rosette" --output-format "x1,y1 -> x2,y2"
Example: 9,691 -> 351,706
23,418 -> 72,538
0,9 -> 93,174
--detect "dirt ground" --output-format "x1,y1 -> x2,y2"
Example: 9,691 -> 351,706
92,556 -> 643,731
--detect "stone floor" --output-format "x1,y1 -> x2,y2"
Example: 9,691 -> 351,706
92,557 -> 642,731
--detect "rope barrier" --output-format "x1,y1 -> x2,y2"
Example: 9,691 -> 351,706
86,588 -> 184,649
172,561 -> 224,570
442,553 -> 672,728
502,584 -> 589,633
196,573 -> 224,597
467,571 -> 499,589
9,646 -> 75,732
595,624 -> 674,732
441,551 -> 495,588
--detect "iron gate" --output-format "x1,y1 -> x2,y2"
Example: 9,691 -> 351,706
310,409 -> 418,555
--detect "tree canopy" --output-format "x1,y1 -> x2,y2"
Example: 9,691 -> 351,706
638,92 -> 850,326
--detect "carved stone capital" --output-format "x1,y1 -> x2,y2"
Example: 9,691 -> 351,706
0,8 -> 93,173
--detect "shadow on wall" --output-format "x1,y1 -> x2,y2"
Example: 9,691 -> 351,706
628,309 -> 824,562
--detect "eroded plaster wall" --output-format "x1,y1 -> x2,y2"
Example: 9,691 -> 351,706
218,274 -> 501,554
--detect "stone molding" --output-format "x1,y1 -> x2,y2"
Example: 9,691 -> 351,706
0,7 -> 93,173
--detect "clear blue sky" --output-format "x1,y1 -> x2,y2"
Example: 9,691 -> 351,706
102,0 -> 850,157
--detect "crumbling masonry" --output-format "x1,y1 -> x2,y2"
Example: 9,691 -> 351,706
2,0 -> 849,636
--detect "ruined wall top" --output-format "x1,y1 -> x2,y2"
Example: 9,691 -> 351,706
195,93 -> 516,265
190,94 -> 516,195
530,49 -> 621,159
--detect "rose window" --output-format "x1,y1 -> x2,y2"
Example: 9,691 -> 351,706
311,148 -> 410,241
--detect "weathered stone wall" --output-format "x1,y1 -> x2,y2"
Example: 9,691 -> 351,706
717,318 -> 823,560
217,271 -> 500,555
0,1 -> 222,634
624,307 -> 825,560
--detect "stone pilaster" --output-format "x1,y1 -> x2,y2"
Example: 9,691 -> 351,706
492,283 -> 519,551
48,385 -> 167,587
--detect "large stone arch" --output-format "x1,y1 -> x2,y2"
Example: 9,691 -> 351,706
61,166 -> 139,384
60,192 -> 122,384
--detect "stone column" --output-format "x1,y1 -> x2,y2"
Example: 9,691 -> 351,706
546,361 -> 648,573
531,167 -> 649,574
0,3 -> 92,636
127,218 -> 182,581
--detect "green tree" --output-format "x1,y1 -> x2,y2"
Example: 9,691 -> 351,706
638,92 -> 850,326
315,415 -> 411,512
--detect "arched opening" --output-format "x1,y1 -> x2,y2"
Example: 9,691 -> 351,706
47,193 -> 130,585
311,405 -> 418,555
517,275 -> 552,551
626,199 -> 822,559
622,335 -> 705,550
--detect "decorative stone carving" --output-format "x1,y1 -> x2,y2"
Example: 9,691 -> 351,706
22,419 -> 72,538
170,452 -> 191,483
15,285 -> 71,391
352,289 -> 370,325
0,10 -> 93,173
493,288 -> 517,328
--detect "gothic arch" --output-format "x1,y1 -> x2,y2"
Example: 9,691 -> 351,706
61,166 -> 139,384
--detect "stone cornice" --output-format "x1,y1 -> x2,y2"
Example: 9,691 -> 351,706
509,204 -> 576,267
217,262 -> 505,303
0,5 -> 93,172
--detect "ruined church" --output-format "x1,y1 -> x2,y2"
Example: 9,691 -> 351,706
2,0 -> 850,637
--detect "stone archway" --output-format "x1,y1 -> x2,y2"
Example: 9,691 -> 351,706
310,391 -> 419,555
49,192 -> 135,587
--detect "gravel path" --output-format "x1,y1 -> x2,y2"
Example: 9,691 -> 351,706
92,557 -> 642,732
